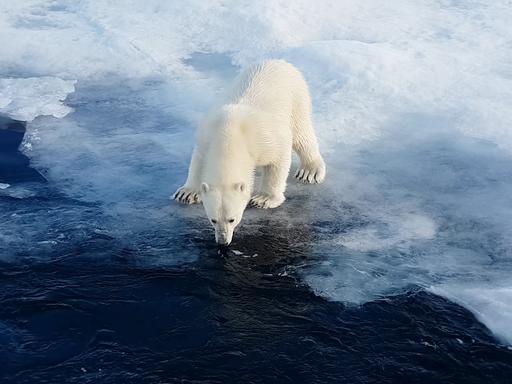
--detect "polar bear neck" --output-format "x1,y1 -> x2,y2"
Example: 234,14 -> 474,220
202,108 -> 255,190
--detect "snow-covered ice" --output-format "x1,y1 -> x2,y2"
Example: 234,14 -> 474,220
1,1 -> 512,344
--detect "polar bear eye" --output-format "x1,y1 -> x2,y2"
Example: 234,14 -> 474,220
211,219 -> 217,224
228,219 -> 235,224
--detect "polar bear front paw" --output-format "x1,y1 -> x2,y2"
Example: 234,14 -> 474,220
173,186 -> 201,204
295,158 -> 326,184
249,193 -> 285,209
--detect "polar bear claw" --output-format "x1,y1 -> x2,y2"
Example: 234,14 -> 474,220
249,193 -> 285,209
173,186 -> 201,204
295,158 -> 326,184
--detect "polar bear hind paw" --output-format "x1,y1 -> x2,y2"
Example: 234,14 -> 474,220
249,193 -> 285,209
173,186 -> 201,204
295,159 -> 326,184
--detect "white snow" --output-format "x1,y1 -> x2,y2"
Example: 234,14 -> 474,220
1,1 -> 512,344
1,1 -> 511,147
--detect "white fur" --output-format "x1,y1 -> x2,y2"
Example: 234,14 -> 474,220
174,60 -> 326,245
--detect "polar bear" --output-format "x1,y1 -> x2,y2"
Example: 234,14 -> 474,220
174,60 -> 326,245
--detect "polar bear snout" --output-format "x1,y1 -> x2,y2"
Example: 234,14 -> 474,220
215,227 -> 233,246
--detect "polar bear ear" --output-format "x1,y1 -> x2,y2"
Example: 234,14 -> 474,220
233,182 -> 246,193
201,183 -> 210,193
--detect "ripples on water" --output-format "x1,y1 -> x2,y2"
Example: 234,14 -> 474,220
2,254 -> 512,383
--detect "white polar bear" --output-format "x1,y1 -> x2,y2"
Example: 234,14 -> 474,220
174,60 -> 326,245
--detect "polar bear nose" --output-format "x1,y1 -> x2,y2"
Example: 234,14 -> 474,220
215,230 -> 231,246
216,236 -> 231,246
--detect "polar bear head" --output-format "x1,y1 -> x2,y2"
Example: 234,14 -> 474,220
200,182 -> 250,245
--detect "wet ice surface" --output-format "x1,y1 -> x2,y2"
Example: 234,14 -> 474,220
302,116 -> 512,303
2,1 -> 512,382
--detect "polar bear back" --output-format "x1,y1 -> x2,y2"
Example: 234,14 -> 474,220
196,60 -> 315,183
225,60 -> 311,123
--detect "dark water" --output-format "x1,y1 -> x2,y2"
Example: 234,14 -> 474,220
0,116 -> 45,184
1,118 -> 512,383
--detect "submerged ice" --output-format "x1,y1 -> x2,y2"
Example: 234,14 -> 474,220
300,120 -> 512,345
1,1 -> 512,344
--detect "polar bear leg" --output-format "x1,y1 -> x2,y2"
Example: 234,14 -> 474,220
250,154 -> 291,209
293,121 -> 326,183
173,147 -> 202,204
291,91 -> 326,184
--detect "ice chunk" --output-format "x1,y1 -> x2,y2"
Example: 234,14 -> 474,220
0,77 -> 75,121
0,184 -> 37,199
430,286 -> 512,345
